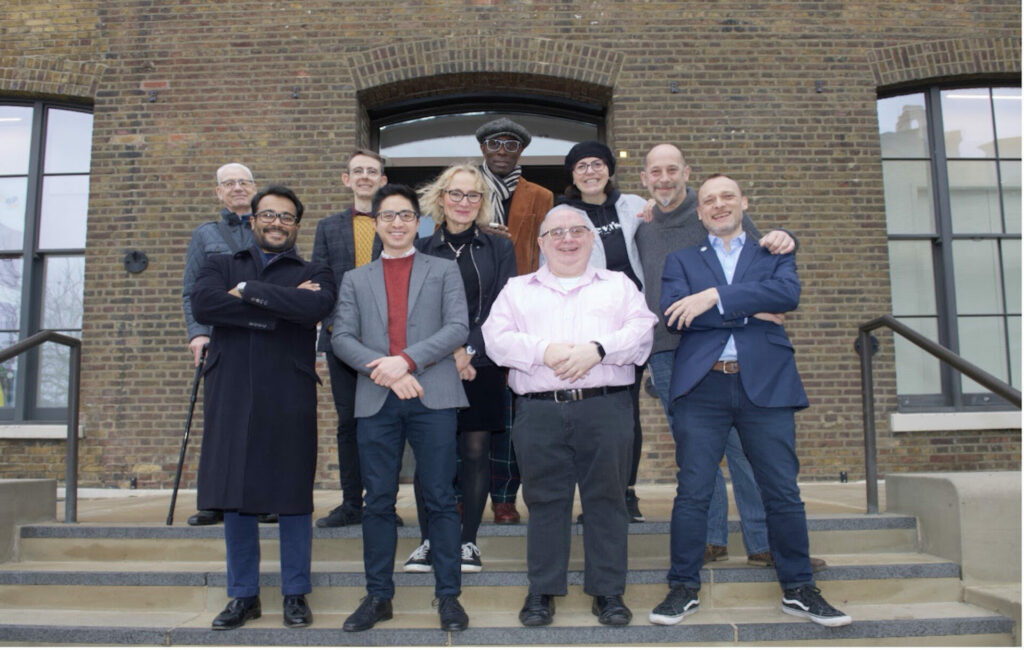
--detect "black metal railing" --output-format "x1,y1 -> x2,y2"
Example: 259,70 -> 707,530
857,315 -> 1021,514
0,330 -> 82,523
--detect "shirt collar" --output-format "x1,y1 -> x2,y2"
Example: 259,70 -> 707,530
381,247 -> 416,259
532,263 -> 605,291
708,230 -> 746,253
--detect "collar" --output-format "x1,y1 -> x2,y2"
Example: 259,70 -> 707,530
708,231 -> 747,253
381,247 -> 416,259
221,207 -> 252,226
531,263 -> 606,292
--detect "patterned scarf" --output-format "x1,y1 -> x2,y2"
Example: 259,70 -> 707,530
481,164 -> 522,226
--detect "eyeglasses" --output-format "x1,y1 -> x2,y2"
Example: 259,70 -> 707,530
349,167 -> 381,178
376,210 -> 419,222
573,160 -> 607,174
540,225 -> 591,240
254,210 -> 299,226
484,139 -> 522,153
445,189 -> 483,204
219,178 -> 256,189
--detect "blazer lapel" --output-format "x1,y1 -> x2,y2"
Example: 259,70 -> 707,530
698,242 -> 729,286
368,260 -> 389,328
406,254 -> 428,317
732,237 -> 758,281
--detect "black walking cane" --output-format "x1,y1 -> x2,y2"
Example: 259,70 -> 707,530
166,344 -> 207,525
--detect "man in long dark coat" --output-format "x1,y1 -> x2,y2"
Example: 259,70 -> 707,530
191,185 -> 335,631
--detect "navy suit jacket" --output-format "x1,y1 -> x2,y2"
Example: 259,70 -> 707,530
660,237 -> 808,410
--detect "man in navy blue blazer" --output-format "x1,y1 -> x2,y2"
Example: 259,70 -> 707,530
649,174 -> 851,628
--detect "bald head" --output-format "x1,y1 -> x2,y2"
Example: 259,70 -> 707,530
641,144 -> 690,211
538,205 -> 594,278
215,163 -> 256,215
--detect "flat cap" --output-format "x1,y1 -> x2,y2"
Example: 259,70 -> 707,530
475,117 -> 532,147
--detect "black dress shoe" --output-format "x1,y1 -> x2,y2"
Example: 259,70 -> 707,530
283,594 -> 312,628
518,593 -> 554,627
437,596 -> 468,631
211,596 -> 261,630
343,595 -> 392,632
315,503 -> 362,528
188,509 -> 223,526
257,513 -> 278,524
592,594 -> 632,626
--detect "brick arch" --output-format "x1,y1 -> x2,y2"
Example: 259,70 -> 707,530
0,55 -> 105,100
869,37 -> 1021,90
349,36 -> 621,108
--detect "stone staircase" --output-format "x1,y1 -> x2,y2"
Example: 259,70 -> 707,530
0,510 -> 1015,645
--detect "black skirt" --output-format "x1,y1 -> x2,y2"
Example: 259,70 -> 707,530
458,364 -> 507,432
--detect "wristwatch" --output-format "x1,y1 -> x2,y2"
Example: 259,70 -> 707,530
465,344 -> 477,357
591,341 -> 606,360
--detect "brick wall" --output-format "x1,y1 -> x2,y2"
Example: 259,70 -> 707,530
0,1 -> 1019,489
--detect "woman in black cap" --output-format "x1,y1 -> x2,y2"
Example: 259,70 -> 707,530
556,140 -> 648,523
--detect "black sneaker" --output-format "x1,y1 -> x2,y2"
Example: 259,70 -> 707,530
781,584 -> 852,627
436,596 -> 469,631
625,488 -> 645,523
403,540 -> 432,572
343,594 -> 392,632
649,585 -> 699,625
460,542 -> 482,573
315,503 -> 362,528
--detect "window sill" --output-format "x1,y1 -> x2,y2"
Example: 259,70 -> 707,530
0,424 -> 83,440
891,411 -> 1021,432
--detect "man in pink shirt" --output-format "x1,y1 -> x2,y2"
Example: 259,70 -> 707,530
482,205 -> 657,628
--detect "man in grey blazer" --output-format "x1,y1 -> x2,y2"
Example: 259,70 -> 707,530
332,184 -> 471,633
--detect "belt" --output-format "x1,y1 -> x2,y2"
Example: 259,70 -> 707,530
522,385 -> 629,403
711,360 -> 740,374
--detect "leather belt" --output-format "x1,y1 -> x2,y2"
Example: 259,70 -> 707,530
522,385 -> 629,403
711,360 -> 740,374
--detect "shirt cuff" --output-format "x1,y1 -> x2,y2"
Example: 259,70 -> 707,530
400,352 -> 417,373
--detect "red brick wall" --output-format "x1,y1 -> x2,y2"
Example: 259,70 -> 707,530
0,1 -> 1019,488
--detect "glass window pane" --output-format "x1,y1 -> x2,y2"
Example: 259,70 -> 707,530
0,177 -> 27,250
941,89 -> 997,159
0,258 -> 23,330
43,109 -> 93,174
957,316 -> 1008,393
37,332 -> 78,408
882,160 -> 935,233
41,256 -> 83,330
1009,316 -> 1020,390
1001,161 -> 1021,234
894,317 -> 941,395
878,94 -> 929,158
887,241 -> 936,315
948,160 -> 1001,233
992,87 -> 1022,159
952,240 -> 1002,315
1001,240 -> 1020,314
0,105 -> 34,176
39,175 -> 88,250
0,331 -> 18,410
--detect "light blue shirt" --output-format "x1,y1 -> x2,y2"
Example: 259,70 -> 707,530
707,231 -> 747,362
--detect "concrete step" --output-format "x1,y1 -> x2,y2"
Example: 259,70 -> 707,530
0,601 -> 1013,646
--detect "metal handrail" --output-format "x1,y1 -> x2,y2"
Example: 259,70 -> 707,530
857,315 -> 1021,514
0,330 -> 82,523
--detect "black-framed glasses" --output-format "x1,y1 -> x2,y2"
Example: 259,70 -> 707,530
573,160 -> 606,174
540,225 -> 591,240
219,178 -> 256,189
445,189 -> 483,204
376,210 -> 419,222
484,139 -> 522,153
254,210 -> 299,226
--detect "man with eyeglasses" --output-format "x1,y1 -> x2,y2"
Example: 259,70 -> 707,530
482,205 -> 656,628
333,184 -> 470,633
191,185 -> 335,631
311,149 -> 395,530
181,162 -> 260,527
475,117 -> 553,525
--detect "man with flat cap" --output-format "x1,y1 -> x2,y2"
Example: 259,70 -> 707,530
475,117 -> 555,525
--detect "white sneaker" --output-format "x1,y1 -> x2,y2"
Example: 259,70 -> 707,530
403,540 -> 432,573
460,541 -> 482,573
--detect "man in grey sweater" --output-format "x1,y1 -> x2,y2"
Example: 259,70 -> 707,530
635,144 -> 823,571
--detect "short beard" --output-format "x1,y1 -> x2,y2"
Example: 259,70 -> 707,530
256,231 -> 296,254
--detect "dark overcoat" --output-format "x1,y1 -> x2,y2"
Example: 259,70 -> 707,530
191,244 -> 335,515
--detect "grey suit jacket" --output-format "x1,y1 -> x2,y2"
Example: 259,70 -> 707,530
331,252 -> 470,418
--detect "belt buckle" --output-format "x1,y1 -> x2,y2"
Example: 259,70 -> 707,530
554,388 -> 582,403
722,361 -> 739,374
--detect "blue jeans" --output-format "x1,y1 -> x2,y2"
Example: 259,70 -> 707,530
647,351 -> 768,554
358,393 -> 460,599
224,511 -> 312,597
668,371 -> 813,589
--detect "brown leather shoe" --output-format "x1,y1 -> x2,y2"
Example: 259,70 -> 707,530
747,551 -> 828,572
703,544 -> 728,564
492,502 -> 521,525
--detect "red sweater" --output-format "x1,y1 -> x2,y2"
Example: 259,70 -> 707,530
382,255 -> 417,371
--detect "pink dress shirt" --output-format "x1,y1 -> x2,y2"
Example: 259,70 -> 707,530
482,264 -> 657,395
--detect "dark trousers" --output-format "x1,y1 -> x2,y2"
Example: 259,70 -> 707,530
668,371 -> 813,590
224,511 -> 312,598
358,393 -> 461,599
327,352 -> 361,507
513,390 -> 633,597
